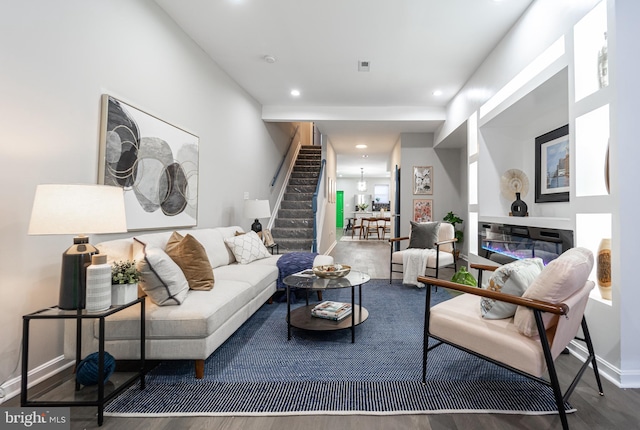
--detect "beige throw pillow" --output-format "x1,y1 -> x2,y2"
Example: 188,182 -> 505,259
165,232 -> 215,291
513,247 -> 594,337
134,239 -> 189,306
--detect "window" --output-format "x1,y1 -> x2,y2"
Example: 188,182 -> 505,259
374,184 -> 389,204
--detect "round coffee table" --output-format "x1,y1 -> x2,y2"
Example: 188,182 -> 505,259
283,270 -> 371,343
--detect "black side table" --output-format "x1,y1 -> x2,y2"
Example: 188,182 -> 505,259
21,298 -> 145,426
267,243 -> 279,255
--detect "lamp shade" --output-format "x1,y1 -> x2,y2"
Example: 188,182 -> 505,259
243,199 -> 271,220
28,184 -> 127,235
28,184 -> 128,310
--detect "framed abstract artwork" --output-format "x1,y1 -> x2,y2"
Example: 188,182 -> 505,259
413,199 -> 433,223
535,124 -> 569,203
413,166 -> 433,195
98,94 -> 199,230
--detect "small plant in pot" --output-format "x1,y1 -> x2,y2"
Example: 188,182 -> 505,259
443,211 -> 464,259
111,260 -> 141,305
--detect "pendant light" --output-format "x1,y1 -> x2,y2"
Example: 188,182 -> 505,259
357,168 -> 367,192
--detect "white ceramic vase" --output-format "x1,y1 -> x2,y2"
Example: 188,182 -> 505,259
86,254 -> 112,312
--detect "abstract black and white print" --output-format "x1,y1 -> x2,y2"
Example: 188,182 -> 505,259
99,95 -> 199,230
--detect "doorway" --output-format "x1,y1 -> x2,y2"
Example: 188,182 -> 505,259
336,190 -> 344,228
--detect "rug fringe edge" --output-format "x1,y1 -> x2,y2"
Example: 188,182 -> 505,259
105,408 -> 576,418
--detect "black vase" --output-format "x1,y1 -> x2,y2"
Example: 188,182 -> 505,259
510,192 -> 528,217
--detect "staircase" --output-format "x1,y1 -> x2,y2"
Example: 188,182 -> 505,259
271,146 -> 322,253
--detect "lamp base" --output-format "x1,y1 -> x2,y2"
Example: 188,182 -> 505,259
251,219 -> 262,233
59,236 -> 98,310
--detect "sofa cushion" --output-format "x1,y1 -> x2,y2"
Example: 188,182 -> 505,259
134,239 -> 189,306
224,230 -> 271,264
409,221 -> 441,249
514,247 -> 594,337
430,293 -> 548,377
214,263 -> 278,291
179,227 -> 241,268
165,232 -> 214,291
481,258 -> 544,320
99,277 -> 274,340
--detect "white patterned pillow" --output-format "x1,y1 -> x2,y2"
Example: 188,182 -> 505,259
223,230 -> 271,264
480,258 -> 544,319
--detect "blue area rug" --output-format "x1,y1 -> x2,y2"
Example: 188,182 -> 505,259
105,280 -> 573,416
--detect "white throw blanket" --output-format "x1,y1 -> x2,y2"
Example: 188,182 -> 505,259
402,248 -> 432,288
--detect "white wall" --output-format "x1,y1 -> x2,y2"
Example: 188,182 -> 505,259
613,0 -> 640,384
436,0 -> 601,145
398,133 -> 464,240
319,137 -> 337,253
0,0 -> 289,395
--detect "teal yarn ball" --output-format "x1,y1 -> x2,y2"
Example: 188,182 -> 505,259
76,352 -> 116,386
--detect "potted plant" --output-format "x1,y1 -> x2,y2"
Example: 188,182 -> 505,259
111,260 -> 141,305
443,211 -> 464,259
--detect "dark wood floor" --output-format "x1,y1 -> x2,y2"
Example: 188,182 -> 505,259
9,233 -> 640,429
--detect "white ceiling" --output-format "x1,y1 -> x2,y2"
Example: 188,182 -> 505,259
155,0 -> 534,177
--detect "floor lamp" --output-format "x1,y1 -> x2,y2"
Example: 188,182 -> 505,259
28,184 -> 128,310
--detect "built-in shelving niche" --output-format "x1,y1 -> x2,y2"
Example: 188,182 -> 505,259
573,0 -> 612,305
478,66 -> 570,222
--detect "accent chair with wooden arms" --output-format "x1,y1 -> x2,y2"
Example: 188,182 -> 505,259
419,247 -> 604,430
389,221 -> 457,283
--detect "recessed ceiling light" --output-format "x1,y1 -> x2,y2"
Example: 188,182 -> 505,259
263,55 -> 276,64
355,144 -> 367,149
290,89 -> 300,96
432,89 -> 443,96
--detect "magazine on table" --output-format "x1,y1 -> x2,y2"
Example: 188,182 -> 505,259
311,301 -> 352,321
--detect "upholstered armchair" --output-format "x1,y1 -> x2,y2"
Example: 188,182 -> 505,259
419,247 -> 604,430
389,221 -> 457,284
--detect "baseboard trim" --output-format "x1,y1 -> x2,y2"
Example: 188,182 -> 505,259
568,341 -> 631,388
0,355 -> 73,403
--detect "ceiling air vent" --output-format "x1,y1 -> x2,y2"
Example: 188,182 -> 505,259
358,60 -> 370,72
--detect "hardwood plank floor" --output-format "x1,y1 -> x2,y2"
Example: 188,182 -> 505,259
8,233 -> 640,429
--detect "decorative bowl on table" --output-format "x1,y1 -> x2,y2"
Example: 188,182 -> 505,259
312,264 -> 351,279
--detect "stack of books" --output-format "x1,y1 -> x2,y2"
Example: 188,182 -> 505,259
311,301 -> 352,321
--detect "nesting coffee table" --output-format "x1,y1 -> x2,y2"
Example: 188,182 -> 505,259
283,270 -> 371,343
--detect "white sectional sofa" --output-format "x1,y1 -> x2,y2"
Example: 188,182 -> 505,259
64,226 -> 332,378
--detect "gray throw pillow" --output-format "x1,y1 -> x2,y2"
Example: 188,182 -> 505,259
408,221 -> 441,249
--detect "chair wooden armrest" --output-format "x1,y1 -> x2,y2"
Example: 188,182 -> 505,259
389,236 -> 409,243
435,238 -> 457,246
417,276 -> 568,315
470,263 -> 500,272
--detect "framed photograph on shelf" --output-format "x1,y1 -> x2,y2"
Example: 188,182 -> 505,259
413,199 -> 433,223
535,124 -> 569,203
413,166 -> 433,195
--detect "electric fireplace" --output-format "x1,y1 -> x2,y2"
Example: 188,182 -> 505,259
478,221 -> 573,265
